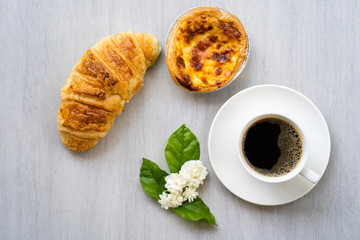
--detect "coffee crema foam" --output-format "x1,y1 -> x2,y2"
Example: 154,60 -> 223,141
243,118 -> 303,177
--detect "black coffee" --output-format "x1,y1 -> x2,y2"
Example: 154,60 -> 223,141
242,117 -> 303,177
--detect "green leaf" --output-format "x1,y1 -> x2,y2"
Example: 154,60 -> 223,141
165,124 -> 200,173
140,158 -> 168,200
173,198 -> 216,225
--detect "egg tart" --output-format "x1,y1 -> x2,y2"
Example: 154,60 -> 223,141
166,7 -> 249,92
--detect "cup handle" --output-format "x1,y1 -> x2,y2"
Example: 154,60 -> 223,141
300,168 -> 320,184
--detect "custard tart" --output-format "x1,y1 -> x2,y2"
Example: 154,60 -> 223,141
166,7 -> 249,92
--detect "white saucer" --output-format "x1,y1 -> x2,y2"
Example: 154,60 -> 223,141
208,85 -> 331,206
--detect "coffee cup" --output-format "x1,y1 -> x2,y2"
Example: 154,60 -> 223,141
237,113 -> 320,184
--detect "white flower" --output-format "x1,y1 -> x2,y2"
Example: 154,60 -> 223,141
187,178 -> 204,188
183,187 -> 199,202
179,160 -> 208,187
167,192 -> 184,208
158,160 -> 208,209
158,191 -> 184,209
158,192 -> 173,210
165,173 -> 186,194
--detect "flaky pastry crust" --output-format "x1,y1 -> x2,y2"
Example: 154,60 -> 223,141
57,32 -> 161,152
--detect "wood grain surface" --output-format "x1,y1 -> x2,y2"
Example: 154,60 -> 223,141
0,0 -> 359,239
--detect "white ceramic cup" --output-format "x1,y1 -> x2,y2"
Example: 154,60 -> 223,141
237,114 -> 320,184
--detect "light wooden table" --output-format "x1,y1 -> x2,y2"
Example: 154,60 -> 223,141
1,0 -> 359,239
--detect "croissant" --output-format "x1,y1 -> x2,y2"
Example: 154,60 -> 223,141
57,32 -> 161,152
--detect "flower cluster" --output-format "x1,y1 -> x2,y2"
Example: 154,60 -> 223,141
158,160 -> 208,209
